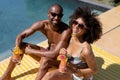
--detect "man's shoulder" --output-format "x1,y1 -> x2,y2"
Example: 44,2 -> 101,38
59,22 -> 69,29
36,20 -> 49,23
30,20 -> 49,30
34,20 -> 49,27
61,22 -> 71,31
61,22 -> 68,27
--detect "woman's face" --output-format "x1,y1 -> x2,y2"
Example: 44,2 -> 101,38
72,18 -> 87,36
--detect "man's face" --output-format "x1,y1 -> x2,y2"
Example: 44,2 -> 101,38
48,7 -> 63,26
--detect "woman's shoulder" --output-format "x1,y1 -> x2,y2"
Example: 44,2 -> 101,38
82,41 -> 90,49
82,42 -> 92,56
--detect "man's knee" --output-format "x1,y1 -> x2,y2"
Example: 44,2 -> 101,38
44,71 -> 55,80
40,57 -> 59,70
42,57 -> 51,65
40,57 -> 51,69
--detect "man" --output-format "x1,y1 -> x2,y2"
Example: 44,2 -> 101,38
0,4 -> 71,80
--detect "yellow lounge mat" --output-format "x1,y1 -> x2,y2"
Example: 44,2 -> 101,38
0,40 -> 48,80
92,45 -> 120,80
0,40 -> 120,80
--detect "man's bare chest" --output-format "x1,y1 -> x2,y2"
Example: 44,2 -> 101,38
46,31 -> 62,44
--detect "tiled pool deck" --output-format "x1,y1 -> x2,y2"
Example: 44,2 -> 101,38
95,5 -> 120,58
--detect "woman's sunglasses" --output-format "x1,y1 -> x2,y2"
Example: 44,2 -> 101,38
50,12 -> 63,18
72,20 -> 87,29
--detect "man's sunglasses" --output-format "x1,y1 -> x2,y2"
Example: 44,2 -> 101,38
72,20 -> 87,29
50,12 -> 63,18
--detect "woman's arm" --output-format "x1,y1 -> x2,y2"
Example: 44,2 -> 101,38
66,45 -> 98,78
75,46 -> 98,77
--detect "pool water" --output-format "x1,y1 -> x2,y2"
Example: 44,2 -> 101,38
0,0 -> 105,61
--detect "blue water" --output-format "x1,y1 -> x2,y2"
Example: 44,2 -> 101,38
0,0 -> 104,61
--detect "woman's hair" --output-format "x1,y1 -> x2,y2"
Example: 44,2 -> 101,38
69,7 -> 102,43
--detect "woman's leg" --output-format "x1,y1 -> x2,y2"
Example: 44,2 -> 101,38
42,69 -> 73,80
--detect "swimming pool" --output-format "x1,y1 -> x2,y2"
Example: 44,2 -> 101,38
0,0 -> 109,61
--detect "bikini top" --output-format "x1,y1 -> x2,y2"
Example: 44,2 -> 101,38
67,48 -> 88,69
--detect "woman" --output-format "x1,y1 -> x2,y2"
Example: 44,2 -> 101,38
41,7 -> 102,80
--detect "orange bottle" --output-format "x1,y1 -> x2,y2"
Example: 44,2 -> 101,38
12,46 -> 24,63
57,54 -> 68,73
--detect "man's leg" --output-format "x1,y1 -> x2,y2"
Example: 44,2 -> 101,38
0,57 -> 19,80
35,57 -> 59,80
0,43 -> 43,80
0,51 -> 25,80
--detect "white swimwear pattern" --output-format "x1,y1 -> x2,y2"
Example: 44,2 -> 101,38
72,74 -> 93,80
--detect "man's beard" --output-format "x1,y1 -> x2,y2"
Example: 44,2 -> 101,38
53,23 -> 58,27
52,21 -> 61,27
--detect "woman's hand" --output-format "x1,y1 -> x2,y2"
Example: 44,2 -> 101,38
59,48 -> 67,55
66,62 -> 77,73
57,48 -> 68,73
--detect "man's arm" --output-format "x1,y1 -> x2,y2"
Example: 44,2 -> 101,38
26,28 -> 72,58
15,20 -> 44,48
53,28 -> 71,56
